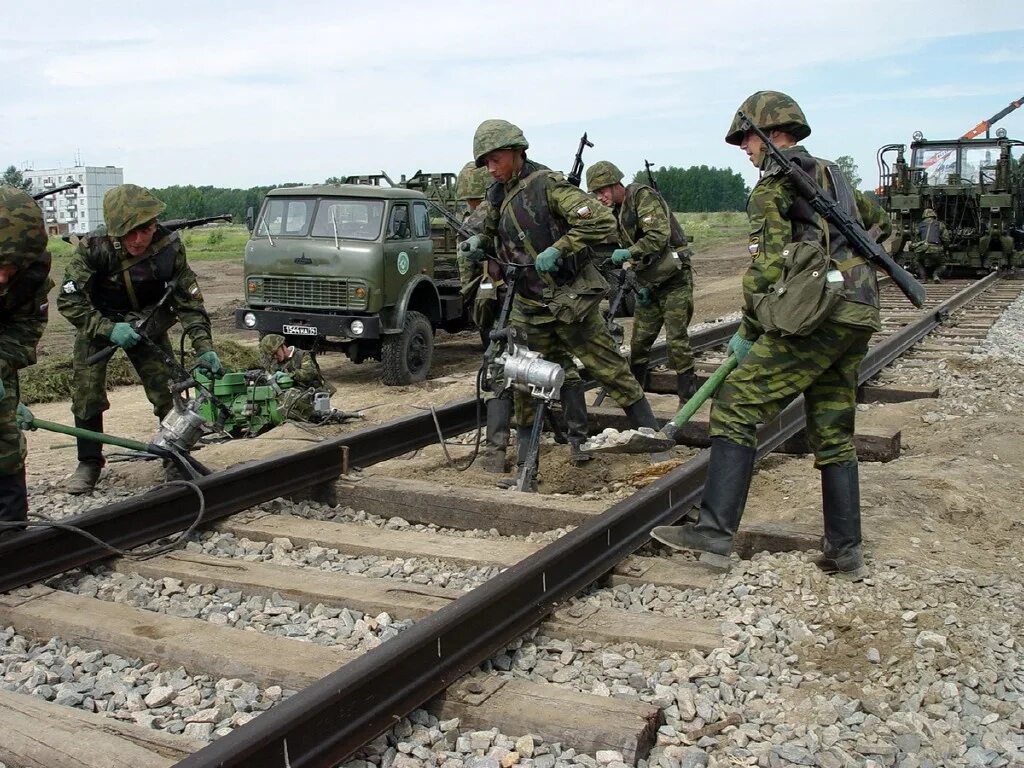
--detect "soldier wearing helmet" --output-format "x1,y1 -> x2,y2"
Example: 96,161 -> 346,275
258,333 -> 335,421
652,91 -> 881,582
57,184 -> 223,493
462,119 -> 660,487
454,162 -> 500,344
912,207 -> 949,283
0,187 -> 53,527
586,160 -> 698,403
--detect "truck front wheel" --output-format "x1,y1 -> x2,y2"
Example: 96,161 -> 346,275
381,310 -> 433,385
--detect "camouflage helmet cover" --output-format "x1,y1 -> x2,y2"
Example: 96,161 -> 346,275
0,186 -> 47,267
259,333 -> 286,358
725,90 -> 811,146
473,119 -> 529,167
455,161 -> 491,200
585,160 -> 624,192
103,184 -> 167,237
922,208 -> 937,219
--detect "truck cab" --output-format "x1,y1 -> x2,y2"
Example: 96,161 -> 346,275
235,184 -> 469,385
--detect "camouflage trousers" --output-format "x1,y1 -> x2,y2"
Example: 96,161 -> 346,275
279,387 -> 317,421
914,245 -> 945,279
0,374 -> 26,476
630,267 -> 695,374
510,298 -> 640,427
709,320 -> 872,467
476,283 -> 504,404
72,331 -> 176,421
458,253 -> 483,299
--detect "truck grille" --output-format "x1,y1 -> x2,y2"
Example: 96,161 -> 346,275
260,277 -> 367,310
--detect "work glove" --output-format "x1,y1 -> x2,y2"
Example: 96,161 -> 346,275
109,322 -> 141,349
15,403 -> 34,431
458,234 -> 483,257
611,248 -> 631,266
271,370 -> 290,383
727,332 -> 754,363
196,350 -> 224,375
535,246 -> 562,273
635,287 -> 653,307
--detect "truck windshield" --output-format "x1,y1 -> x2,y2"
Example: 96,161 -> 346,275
913,146 -> 958,185
312,199 -> 384,241
258,198 -> 315,237
961,146 -> 998,184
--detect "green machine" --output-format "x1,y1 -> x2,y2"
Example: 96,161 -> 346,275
193,370 -> 295,437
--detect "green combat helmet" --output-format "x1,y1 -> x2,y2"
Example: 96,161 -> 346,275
585,160 -> 624,193
473,119 -> 529,167
259,333 -> 286,359
923,208 -> 937,219
103,184 -> 167,237
725,90 -> 811,146
456,161 -> 492,201
0,186 -> 47,267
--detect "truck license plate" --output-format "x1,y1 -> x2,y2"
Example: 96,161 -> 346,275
282,324 -> 318,336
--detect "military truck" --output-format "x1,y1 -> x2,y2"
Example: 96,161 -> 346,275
235,180 -> 470,385
876,130 -> 1024,273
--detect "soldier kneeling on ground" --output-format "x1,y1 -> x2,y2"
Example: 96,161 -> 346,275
258,333 -> 346,423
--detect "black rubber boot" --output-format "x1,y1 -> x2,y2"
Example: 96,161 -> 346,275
623,396 -> 660,431
66,414 -> 105,495
931,265 -> 944,284
629,363 -> 649,391
650,438 -> 756,569
816,461 -> 868,581
478,398 -> 512,473
497,428 -> 536,490
0,468 -> 28,532
560,385 -> 592,465
677,369 -> 698,404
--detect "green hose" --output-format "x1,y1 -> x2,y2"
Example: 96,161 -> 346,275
31,418 -> 161,455
667,354 -> 739,430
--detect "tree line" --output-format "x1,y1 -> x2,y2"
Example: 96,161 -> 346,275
632,165 -> 749,211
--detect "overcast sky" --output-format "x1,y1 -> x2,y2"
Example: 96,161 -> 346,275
4,1 -> 1023,192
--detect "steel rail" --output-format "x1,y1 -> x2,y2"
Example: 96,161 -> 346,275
175,279 -> 1000,768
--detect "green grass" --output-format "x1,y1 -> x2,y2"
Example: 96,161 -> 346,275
46,224 -> 248,267
20,338 -> 261,406
675,211 -> 748,246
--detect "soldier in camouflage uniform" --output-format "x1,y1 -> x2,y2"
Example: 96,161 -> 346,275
651,92 -> 880,580
258,333 -> 335,421
854,191 -> 892,245
57,185 -> 223,494
0,188 -> 53,526
586,160 -> 698,403
462,120 -> 659,485
912,208 -> 949,283
455,162 -> 501,347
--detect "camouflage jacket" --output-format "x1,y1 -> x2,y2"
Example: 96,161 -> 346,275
616,183 -> 683,288
480,159 -> 615,306
854,191 -> 892,244
0,252 -> 53,381
57,226 -> 213,353
268,347 -> 333,393
740,145 -> 880,339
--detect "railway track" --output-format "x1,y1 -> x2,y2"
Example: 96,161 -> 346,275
1,275 -> 1021,768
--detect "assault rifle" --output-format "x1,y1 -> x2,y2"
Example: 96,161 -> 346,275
33,181 -> 81,200
737,112 -> 926,308
427,199 -> 475,240
60,213 -> 233,244
162,213 -> 233,231
566,132 -> 594,188
644,160 -> 659,192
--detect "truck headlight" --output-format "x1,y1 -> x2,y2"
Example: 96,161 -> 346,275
247,278 -> 264,296
243,312 -> 257,328
350,320 -> 365,336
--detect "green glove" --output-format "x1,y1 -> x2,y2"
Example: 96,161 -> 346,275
16,403 -> 34,431
727,332 -> 754,363
611,248 -> 631,266
110,322 -> 141,349
535,246 -> 561,273
636,287 -> 653,306
272,370 -> 290,383
197,350 -> 224,375
458,234 -> 482,256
